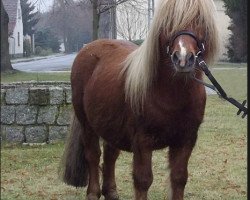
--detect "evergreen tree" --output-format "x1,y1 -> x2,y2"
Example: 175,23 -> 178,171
222,0 -> 247,62
20,0 -> 39,35
35,28 -> 61,53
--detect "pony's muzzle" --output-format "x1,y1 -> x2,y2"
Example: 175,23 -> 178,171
171,51 -> 196,72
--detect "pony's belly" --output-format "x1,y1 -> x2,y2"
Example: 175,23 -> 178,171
94,115 -> 201,152
89,116 -> 135,152
101,134 -> 133,152
142,115 -> 202,150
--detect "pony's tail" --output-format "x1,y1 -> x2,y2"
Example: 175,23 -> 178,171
59,111 -> 88,187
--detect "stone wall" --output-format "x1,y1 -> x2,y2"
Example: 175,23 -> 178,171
1,81 -> 72,143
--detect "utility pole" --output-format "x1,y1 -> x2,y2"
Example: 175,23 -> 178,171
110,2 -> 117,39
148,0 -> 154,30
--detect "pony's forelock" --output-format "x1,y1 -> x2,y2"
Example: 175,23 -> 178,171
122,0 -> 219,112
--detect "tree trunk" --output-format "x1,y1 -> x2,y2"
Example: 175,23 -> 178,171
92,0 -> 100,40
60,0 -> 69,53
1,0 -> 13,72
63,32 -> 69,53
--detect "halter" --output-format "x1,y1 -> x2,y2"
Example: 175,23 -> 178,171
166,30 -> 205,56
167,30 -> 248,118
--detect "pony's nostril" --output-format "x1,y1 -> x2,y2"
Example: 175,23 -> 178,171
171,52 -> 179,65
186,53 -> 195,67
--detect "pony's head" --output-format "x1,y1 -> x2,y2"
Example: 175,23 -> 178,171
123,0 -> 220,111
156,0 -> 219,64
167,31 -> 205,74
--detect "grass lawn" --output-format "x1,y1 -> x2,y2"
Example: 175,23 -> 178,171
1,70 -> 70,83
1,64 -> 247,200
207,68 -> 247,101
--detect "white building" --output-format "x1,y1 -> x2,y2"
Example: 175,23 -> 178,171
2,0 -> 24,58
214,0 -> 231,61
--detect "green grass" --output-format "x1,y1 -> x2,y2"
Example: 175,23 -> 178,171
1,102 -> 247,200
1,66 -> 247,200
211,62 -> 247,68
1,70 -> 70,83
205,68 -> 247,101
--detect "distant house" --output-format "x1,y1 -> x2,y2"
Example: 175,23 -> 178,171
214,0 -> 231,61
2,0 -> 24,58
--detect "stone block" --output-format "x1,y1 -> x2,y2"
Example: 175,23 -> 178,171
16,105 -> 37,125
5,126 -> 24,143
37,106 -> 58,124
25,126 -> 47,143
1,105 -> 15,124
49,126 -> 69,141
5,88 -> 29,104
64,87 -> 72,104
57,105 -> 72,125
29,87 -> 50,105
50,87 -> 64,105
1,89 -> 6,105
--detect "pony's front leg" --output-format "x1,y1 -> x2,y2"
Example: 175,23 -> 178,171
102,142 -> 120,200
132,135 -> 153,200
167,144 -> 195,200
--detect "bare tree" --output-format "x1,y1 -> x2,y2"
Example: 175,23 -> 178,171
78,0 -> 137,40
46,0 -> 90,53
116,0 -> 148,41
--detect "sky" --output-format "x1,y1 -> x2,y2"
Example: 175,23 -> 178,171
29,0 -> 53,13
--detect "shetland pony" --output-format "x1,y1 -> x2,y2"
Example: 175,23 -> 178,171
60,0 -> 219,199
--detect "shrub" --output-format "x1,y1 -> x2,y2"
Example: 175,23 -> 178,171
35,46 -> 53,56
35,46 -> 43,55
39,48 -> 53,56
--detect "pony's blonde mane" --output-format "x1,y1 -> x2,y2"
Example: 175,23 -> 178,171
122,0 -> 220,112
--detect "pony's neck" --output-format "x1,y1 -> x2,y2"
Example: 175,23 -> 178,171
150,54 -> 203,109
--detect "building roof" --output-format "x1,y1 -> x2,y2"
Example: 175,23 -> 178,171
2,0 -> 18,35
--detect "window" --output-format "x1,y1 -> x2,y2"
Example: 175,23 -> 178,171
18,32 -> 20,46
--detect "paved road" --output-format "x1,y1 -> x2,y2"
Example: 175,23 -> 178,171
12,53 -> 77,72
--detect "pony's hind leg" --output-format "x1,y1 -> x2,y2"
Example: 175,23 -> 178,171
102,142 -> 120,200
167,144 -> 195,200
84,131 -> 102,200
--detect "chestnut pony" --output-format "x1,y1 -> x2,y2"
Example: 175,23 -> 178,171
60,0 -> 219,199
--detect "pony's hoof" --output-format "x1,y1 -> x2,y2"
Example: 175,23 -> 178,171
104,192 -> 119,200
86,193 -> 100,200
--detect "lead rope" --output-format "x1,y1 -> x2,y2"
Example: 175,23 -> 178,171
193,56 -> 248,118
